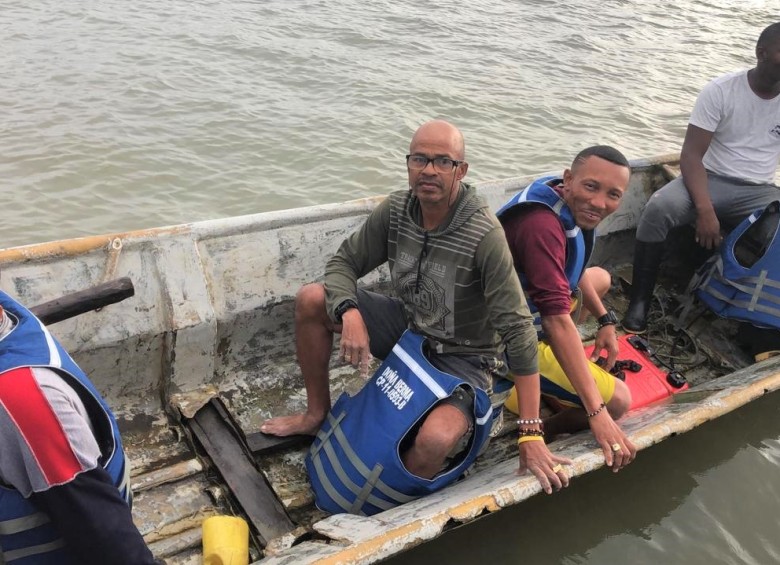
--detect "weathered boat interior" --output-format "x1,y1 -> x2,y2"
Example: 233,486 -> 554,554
2,155 -> 779,564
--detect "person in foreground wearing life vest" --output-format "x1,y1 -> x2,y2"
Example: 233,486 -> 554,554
498,146 -> 637,470
262,120 -> 573,505
0,290 -> 160,564
623,21 -> 780,334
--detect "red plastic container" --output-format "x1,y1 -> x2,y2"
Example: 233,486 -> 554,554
584,334 -> 689,410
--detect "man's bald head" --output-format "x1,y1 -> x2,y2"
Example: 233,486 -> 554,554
409,120 -> 466,161
406,120 -> 469,210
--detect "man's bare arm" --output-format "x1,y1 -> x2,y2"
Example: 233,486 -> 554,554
541,314 -> 635,470
513,371 -> 572,493
680,124 -> 720,249
579,269 -> 618,369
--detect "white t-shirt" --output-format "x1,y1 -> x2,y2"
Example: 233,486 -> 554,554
689,70 -> 780,184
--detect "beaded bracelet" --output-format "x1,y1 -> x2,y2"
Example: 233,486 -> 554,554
586,402 -> 607,418
517,428 -> 545,437
517,435 -> 544,445
516,418 -> 543,426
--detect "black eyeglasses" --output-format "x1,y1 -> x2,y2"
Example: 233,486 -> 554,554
406,154 -> 463,173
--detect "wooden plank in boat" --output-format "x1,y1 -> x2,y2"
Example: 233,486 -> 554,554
29,277 -> 135,325
188,399 -> 295,546
246,431 -> 312,455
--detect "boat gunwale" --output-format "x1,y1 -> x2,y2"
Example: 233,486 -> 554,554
0,154 -> 679,263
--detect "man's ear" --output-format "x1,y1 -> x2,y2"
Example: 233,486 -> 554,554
563,168 -> 572,185
456,162 -> 469,180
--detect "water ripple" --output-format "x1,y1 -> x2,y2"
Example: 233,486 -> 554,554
0,0 -> 775,247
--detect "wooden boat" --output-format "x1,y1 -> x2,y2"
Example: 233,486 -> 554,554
2,154 -> 779,564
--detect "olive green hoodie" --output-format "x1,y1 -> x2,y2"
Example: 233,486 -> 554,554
324,183 -> 538,376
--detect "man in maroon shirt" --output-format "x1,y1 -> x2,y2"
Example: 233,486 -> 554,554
499,146 -> 637,471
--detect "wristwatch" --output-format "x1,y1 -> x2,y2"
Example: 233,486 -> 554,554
596,309 -> 618,330
334,299 -> 358,323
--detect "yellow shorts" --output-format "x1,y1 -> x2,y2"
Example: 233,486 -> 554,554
504,341 -> 616,414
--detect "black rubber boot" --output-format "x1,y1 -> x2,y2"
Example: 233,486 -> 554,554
622,241 -> 666,334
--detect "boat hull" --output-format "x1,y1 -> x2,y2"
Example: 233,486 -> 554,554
2,154 -> 778,564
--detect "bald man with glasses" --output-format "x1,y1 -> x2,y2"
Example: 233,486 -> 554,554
263,120 -> 571,499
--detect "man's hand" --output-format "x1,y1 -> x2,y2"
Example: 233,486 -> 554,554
517,440 -> 573,494
589,324 -> 619,370
588,410 -> 636,472
339,309 -> 372,378
695,207 -> 722,250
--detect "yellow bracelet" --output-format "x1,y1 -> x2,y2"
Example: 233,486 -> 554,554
517,435 -> 545,445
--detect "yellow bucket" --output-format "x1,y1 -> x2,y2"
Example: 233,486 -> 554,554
202,515 -> 249,565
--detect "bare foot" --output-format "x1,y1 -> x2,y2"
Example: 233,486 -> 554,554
260,412 -> 324,437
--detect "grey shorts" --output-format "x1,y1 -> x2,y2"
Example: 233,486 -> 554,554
356,289 -> 508,394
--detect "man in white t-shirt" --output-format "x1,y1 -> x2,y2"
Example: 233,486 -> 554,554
623,22 -> 780,333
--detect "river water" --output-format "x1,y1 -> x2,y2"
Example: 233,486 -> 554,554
384,392 -> 780,565
1,0 -> 776,250
3,0 -> 780,562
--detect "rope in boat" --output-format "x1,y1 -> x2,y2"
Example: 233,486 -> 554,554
642,293 -> 710,371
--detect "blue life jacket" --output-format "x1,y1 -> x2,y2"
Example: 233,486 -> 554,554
497,177 -> 595,337
696,201 -> 780,330
305,330 -> 493,516
0,291 -> 130,565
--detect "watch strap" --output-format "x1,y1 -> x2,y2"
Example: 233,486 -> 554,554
334,299 -> 358,323
596,309 -> 618,329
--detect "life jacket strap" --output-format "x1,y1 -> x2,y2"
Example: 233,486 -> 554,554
0,512 -> 50,535
2,539 -> 65,563
310,411 -> 346,457
310,411 -> 417,513
749,270 -> 768,311
349,463 -> 384,515
699,283 -> 780,318
310,444 -> 373,514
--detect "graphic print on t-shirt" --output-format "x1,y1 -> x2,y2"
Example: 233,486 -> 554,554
397,271 -> 451,332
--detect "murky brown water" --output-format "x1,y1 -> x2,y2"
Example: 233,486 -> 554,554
384,392 -> 780,565
2,0 -> 775,249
